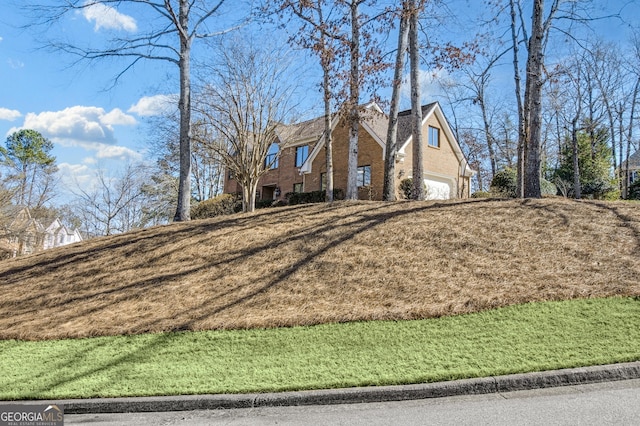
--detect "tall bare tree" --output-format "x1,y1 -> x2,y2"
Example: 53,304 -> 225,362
25,0 -> 240,221
267,0 -> 344,203
382,3 -> 410,201
408,0 -> 425,200
194,38 -> 298,212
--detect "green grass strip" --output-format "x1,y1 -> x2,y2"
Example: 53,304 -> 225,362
2,297 -> 639,400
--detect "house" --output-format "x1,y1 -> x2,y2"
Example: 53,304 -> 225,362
620,150 -> 640,198
0,206 -> 83,259
0,206 -> 44,258
223,102 -> 475,202
43,218 -> 84,250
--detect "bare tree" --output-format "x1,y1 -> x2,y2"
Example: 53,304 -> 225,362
24,0 -> 243,221
408,0 -> 425,200
194,38 -> 298,212
267,0 -> 344,203
383,3 -> 410,201
343,0 -> 365,200
72,163 -> 155,236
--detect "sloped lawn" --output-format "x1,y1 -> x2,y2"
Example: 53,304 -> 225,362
1,297 -> 638,400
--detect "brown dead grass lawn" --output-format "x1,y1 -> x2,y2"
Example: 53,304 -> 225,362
1,198 -> 639,341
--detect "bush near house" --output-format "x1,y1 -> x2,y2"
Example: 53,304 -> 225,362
191,194 -> 242,219
398,178 -> 414,200
286,189 -> 345,205
629,180 -> 640,200
490,168 -> 556,197
471,191 -> 491,198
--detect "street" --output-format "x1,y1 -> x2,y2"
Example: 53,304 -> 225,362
66,378 -> 640,425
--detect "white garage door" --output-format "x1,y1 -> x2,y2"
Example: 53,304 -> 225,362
424,178 -> 452,200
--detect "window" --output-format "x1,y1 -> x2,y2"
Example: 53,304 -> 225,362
428,126 -> 440,148
265,143 -> 279,169
357,165 -> 371,187
293,183 -> 303,193
295,145 -> 309,167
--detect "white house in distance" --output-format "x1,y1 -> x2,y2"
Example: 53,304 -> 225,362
43,218 -> 84,250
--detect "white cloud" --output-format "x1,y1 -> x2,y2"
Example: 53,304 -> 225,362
0,108 -> 21,121
7,58 -> 24,69
82,1 -> 137,32
101,108 -> 137,126
16,106 -> 136,144
128,94 -> 177,117
400,68 -> 455,106
55,139 -> 142,162
95,144 -> 141,160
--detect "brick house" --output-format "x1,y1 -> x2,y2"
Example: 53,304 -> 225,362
223,102 -> 475,201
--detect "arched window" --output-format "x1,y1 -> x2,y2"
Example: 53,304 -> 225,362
265,143 -> 279,169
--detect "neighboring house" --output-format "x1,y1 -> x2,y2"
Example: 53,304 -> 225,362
0,206 -> 44,258
0,206 -> 83,259
223,101 -> 475,201
43,218 -> 84,250
620,150 -> 640,198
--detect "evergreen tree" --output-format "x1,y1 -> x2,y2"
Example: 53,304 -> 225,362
555,128 -> 617,199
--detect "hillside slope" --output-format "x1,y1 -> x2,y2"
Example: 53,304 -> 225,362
1,198 -> 639,341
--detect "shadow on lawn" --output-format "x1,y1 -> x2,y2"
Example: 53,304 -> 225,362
4,197 -> 637,342
1,199 -> 496,340
2,332 -> 188,399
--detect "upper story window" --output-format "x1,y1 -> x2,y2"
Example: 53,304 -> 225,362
428,126 -> 440,148
265,143 -> 279,169
357,165 -> 371,187
295,145 -> 309,167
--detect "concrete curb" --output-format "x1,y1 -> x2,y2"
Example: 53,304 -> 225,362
11,361 -> 640,414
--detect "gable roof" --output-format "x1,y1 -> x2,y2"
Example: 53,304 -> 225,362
398,102 -> 475,177
396,102 -> 438,149
275,115 -> 328,146
299,102 -> 387,174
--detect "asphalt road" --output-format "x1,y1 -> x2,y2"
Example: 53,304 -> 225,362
66,378 -> 640,426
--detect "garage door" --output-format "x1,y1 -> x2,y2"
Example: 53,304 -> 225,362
424,178 -> 452,200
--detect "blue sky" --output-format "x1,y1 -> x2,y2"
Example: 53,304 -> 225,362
1,0 -> 638,203
0,1 -> 242,197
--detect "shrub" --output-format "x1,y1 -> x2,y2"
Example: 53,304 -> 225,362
191,194 -> 241,219
471,191 -> 491,198
255,199 -> 276,209
490,168 -> 517,198
490,168 -> 556,198
286,188 -> 344,205
629,180 -> 640,200
398,178 -> 413,200
541,179 -> 558,197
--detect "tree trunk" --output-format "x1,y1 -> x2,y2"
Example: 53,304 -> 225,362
323,53 -> 334,203
383,5 -> 409,202
523,0 -> 544,198
409,3 -> 424,201
174,0 -> 192,221
478,92 -> 497,177
510,0 -> 526,198
346,1 -> 360,201
624,76 -> 640,198
571,118 -> 581,199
